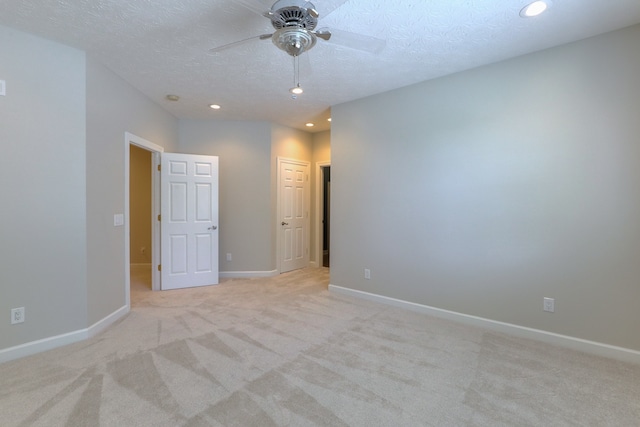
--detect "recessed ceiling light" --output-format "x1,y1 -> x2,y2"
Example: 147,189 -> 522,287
305,123 -> 314,127
166,94 -> 180,101
209,104 -> 221,110
520,1 -> 549,17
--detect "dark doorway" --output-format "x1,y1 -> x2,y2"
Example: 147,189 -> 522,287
322,166 -> 331,267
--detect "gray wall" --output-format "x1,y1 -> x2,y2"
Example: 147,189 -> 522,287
86,57 -> 179,325
179,120 -> 273,273
331,24 -> 640,352
0,25 -> 180,352
0,26 -> 88,348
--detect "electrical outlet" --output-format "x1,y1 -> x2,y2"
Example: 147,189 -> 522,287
11,307 -> 25,324
226,253 -> 232,261
543,297 -> 555,313
364,268 -> 371,279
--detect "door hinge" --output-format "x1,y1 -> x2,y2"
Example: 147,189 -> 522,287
157,264 -> 161,271
157,214 -> 161,221
157,164 -> 161,171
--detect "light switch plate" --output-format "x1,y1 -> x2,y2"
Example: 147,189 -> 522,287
0,80 -> 5,96
114,213 -> 124,226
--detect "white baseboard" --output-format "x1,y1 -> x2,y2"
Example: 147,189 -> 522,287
86,305 -> 129,339
328,284 -> 640,365
0,305 -> 129,364
219,269 -> 279,279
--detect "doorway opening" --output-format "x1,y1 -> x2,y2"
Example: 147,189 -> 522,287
315,161 -> 331,268
124,132 -> 163,308
321,166 -> 330,267
129,144 -> 153,297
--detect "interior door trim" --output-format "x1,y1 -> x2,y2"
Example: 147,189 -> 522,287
124,132 -> 164,305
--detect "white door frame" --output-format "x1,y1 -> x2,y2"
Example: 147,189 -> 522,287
315,161 -> 331,267
124,132 -> 164,305
276,157 -> 310,273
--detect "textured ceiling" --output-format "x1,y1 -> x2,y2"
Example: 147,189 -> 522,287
2,0 -> 640,132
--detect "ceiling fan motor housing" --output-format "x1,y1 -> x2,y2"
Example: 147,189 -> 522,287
269,1 -> 320,56
269,0 -> 318,30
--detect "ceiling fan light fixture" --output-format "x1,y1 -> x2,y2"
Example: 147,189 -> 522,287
520,1 -> 549,17
272,27 -> 316,56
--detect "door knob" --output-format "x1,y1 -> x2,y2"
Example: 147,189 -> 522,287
281,222 -> 289,226
208,225 -> 217,230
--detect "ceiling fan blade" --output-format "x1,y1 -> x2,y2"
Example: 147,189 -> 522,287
317,28 -> 386,54
209,34 -> 273,54
311,0 -> 350,18
231,0 -> 271,17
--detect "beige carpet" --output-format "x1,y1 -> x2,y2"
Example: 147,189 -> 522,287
1,267 -> 638,426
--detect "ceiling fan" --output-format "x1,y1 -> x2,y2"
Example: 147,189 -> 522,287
209,0 -> 386,93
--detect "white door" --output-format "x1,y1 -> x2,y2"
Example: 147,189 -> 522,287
161,153 -> 219,290
279,158 -> 309,273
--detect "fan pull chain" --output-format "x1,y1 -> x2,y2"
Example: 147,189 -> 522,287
290,55 -> 303,97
